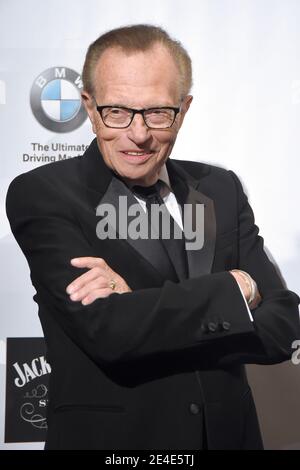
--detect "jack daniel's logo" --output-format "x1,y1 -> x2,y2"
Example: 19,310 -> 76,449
13,356 -> 51,387
5,338 -> 51,443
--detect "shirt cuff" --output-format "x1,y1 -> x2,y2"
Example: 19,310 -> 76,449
235,280 -> 254,322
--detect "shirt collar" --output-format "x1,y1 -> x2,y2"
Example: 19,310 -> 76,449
122,163 -> 172,192
158,164 -> 171,190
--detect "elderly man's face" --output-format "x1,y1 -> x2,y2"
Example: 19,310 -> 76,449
83,44 -> 192,186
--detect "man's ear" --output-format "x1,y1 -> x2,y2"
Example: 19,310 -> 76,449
177,95 -> 193,129
81,91 -> 97,134
181,94 -> 193,114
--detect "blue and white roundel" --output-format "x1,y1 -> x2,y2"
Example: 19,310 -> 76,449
30,67 -> 87,132
41,79 -> 81,122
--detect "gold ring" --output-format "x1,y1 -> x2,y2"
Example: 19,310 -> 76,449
109,279 -> 116,290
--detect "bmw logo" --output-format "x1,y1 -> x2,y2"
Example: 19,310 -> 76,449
30,67 -> 87,133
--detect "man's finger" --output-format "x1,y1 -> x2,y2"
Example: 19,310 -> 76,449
70,278 -> 108,301
71,257 -> 106,269
82,288 -> 114,305
66,267 -> 105,294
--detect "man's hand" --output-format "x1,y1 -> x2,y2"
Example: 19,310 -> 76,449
66,257 -> 132,305
229,269 -> 262,310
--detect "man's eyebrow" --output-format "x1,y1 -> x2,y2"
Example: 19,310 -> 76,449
101,103 -> 139,109
103,103 -> 176,109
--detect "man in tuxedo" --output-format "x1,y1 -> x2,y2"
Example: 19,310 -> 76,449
6,24 -> 300,449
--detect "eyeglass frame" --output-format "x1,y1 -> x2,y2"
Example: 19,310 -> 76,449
93,100 -> 181,129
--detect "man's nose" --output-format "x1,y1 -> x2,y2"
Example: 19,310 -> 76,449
127,113 -> 151,144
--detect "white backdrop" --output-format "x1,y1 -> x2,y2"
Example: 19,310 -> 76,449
1,0 -> 299,449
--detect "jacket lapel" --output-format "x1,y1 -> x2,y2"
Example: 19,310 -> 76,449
167,160 -> 216,278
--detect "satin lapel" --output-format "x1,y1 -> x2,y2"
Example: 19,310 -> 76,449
184,186 -> 216,278
96,176 -> 178,282
167,160 -> 217,278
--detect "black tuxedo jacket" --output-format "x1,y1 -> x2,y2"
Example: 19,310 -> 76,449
6,138 -> 300,449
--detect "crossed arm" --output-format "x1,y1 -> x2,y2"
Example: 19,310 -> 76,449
66,256 -> 261,310
6,169 -> 300,368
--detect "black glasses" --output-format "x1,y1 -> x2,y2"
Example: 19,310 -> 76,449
95,103 -> 181,129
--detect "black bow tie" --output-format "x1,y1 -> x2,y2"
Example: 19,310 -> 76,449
132,180 -> 165,207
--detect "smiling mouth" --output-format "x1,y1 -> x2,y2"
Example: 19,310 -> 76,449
120,151 -> 154,161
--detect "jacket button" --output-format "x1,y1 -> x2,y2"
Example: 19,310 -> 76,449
208,322 -> 217,332
222,321 -> 231,331
189,403 -> 201,415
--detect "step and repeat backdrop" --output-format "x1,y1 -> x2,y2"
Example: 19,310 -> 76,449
1,0 -> 300,450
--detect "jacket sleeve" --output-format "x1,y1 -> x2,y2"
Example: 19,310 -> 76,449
5,169 -> 300,368
218,170 -> 300,366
